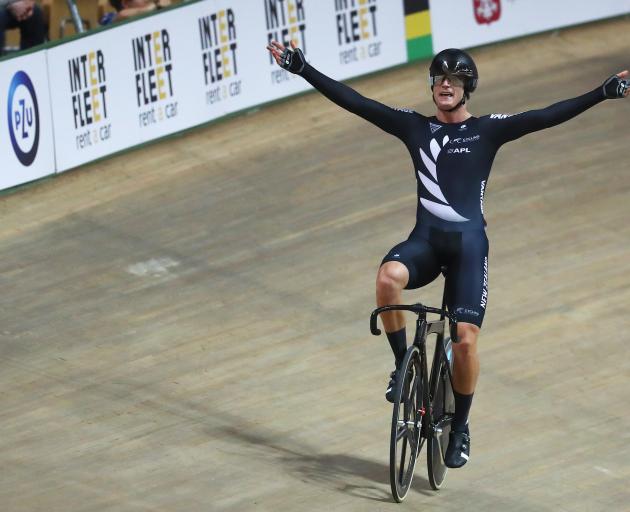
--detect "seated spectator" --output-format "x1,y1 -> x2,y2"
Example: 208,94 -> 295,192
100,0 -> 170,25
0,0 -> 46,56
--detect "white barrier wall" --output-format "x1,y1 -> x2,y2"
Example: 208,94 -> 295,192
47,0 -> 407,173
0,52 -> 55,189
1,0 -> 628,190
431,0 -> 630,51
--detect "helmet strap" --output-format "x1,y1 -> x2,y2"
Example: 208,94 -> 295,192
447,95 -> 466,112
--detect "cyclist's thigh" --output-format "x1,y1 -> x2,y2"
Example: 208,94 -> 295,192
446,230 -> 489,327
381,236 -> 441,290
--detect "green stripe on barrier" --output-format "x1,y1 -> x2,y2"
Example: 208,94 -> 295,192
407,35 -> 432,62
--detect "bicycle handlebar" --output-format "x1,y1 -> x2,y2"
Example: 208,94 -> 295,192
370,303 -> 457,336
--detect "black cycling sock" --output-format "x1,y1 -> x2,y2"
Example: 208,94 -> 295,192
452,390 -> 473,432
386,328 -> 407,369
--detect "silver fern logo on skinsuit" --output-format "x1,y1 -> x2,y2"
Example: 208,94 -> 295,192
418,135 -> 470,222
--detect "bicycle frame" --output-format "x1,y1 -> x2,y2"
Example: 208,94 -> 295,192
371,275 -> 459,498
411,310 -> 452,434
370,278 -> 458,395
370,278 -> 458,435
370,280 -> 457,502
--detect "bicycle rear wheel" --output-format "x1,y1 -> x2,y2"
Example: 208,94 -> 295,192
427,336 -> 455,490
390,345 -> 425,502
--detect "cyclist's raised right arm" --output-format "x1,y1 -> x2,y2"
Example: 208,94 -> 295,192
267,41 -> 415,140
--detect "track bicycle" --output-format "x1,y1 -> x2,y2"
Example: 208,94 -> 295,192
370,270 -> 458,502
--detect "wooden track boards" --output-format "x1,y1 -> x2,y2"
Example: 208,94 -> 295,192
1,17 -> 629,512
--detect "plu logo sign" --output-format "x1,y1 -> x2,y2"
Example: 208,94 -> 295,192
264,0 -> 307,84
68,50 -> 112,150
198,8 -> 242,105
335,0 -> 382,65
132,29 -> 178,128
7,71 -> 40,166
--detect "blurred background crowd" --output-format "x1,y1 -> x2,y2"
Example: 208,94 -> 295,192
0,0 -> 182,57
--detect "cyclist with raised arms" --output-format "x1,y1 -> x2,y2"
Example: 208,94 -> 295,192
267,40 -> 629,469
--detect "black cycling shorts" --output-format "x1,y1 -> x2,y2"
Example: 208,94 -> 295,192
381,225 -> 489,327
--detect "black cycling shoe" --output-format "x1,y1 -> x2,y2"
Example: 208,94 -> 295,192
385,370 -> 398,403
444,427 -> 470,468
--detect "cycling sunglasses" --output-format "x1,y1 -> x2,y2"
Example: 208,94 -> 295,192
430,74 -> 465,87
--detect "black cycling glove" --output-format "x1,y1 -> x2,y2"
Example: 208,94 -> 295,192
279,47 -> 306,74
602,75 -> 630,99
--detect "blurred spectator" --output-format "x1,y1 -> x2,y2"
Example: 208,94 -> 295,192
0,0 -> 46,55
100,0 -> 170,25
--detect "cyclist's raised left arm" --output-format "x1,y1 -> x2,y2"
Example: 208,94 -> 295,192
485,71 -> 629,145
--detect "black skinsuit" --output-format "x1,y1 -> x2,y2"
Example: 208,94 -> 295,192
300,62 -> 606,325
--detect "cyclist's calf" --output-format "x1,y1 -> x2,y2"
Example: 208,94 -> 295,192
451,322 -> 480,395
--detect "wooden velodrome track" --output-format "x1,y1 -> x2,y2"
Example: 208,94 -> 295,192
1,17 -> 629,512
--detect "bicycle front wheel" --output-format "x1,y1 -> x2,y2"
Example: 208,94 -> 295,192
427,336 -> 455,490
390,345 -> 425,502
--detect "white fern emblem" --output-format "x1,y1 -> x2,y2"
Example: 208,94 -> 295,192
418,135 -> 470,223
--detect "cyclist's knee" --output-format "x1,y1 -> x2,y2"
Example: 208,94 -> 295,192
453,322 -> 480,355
376,262 -> 408,296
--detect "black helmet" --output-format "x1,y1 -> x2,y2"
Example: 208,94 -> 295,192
429,48 -> 479,99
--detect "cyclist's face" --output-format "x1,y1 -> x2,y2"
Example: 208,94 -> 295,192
432,75 -> 465,110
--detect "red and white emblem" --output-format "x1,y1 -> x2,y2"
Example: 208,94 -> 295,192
473,0 -> 501,25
